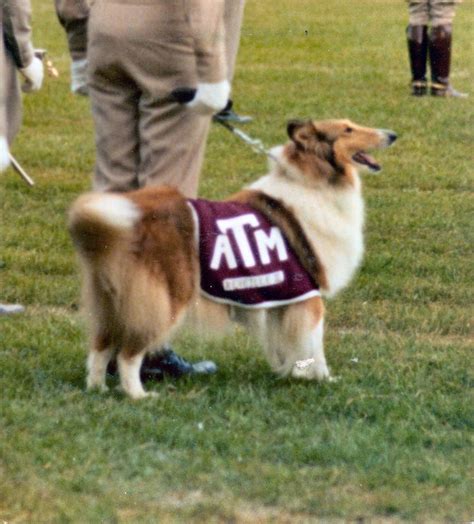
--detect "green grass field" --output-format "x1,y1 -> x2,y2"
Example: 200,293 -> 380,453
1,0 -> 473,521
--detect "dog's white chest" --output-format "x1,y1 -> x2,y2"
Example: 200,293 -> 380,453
250,175 -> 365,297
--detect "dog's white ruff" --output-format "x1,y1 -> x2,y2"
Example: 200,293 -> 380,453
250,147 -> 365,297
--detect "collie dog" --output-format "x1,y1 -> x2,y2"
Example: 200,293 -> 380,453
68,119 -> 396,399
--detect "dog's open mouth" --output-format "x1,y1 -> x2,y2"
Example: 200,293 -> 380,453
352,152 -> 381,172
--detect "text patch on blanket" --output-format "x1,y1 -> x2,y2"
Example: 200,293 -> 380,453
188,199 -> 320,308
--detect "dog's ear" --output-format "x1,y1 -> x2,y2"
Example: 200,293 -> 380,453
287,119 -> 315,150
311,124 -> 328,142
287,120 -> 305,138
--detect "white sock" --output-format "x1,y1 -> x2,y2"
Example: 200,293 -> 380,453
71,59 -> 89,96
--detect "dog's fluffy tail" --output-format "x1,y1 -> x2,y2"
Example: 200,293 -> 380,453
68,192 -> 141,257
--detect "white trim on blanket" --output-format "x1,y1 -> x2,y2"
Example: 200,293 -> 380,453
199,288 -> 321,310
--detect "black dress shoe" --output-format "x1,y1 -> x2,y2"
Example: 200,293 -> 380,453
150,347 -> 217,378
106,347 -> 217,381
213,100 -> 252,124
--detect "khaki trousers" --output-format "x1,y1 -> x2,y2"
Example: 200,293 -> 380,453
54,0 -> 89,61
0,15 -> 6,139
3,53 -> 21,145
408,0 -> 461,26
224,0 -> 246,82
1,5 -> 26,144
0,47 -> 22,144
91,83 -> 211,197
88,0 -> 220,197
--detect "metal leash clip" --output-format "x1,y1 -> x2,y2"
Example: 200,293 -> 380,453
169,87 -> 278,164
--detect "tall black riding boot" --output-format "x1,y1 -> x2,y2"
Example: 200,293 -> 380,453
407,25 -> 428,96
429,24 -> 468,98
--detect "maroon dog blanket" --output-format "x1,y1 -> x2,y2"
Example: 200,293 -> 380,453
188,198 -> 320,308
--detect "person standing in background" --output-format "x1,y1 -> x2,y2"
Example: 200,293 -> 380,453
1,0 -> 44,315
52,0 -> 251,378
1,0 -> 44,145
54,0 -> 89,95
214,0 -> 252,123
54,0 -> 252,122
84,0 -> 231,378
87,0 -> 229,195
406,0 -> 468,97
0,20 -> 9,172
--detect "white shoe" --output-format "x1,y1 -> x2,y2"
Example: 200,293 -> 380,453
0,303 -> 25,315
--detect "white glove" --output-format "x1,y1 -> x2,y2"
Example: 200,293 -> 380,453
0,136 -> 10,172
187,80 -> 230,114
20,56 -> 44,93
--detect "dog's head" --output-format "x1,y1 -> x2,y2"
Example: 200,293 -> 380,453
273,119 -> 397,186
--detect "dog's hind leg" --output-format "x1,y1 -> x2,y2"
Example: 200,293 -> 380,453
290,314 -> 331,381
87,334 -> 113,392
257,309 -> 287,371
117,350 -> 157,400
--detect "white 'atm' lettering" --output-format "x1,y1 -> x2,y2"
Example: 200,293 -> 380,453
209,213 -> 288,270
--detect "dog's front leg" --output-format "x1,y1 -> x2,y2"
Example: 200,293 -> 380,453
117,351 -> 156,399
290,317 -> 331,381
86,342 -> 113,392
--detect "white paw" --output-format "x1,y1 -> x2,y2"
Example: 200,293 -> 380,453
291,360 -> 331,381
86,382 -> 109,393
128,390 -> 158,400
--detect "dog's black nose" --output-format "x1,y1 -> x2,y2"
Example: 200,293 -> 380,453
387,131 -> 397,144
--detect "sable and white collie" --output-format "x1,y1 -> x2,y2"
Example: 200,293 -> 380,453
68,119 -> 396,399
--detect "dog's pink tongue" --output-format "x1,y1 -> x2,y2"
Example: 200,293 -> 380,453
353,152 -> 381,171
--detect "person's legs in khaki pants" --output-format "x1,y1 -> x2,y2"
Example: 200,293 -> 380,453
138,96 -> 211,198
90,76 -> 141,192
214,0 -> 250,123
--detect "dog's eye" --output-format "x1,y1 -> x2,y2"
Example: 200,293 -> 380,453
345,127 -> 353,133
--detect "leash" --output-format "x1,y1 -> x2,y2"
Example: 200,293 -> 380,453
169,87 -> 279,163
8,154 -> 35,186
215,119 -> 279,164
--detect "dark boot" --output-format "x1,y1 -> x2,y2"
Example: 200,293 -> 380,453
144,345 -> 217,379
106,345 -> 217,381
407,25 -> 428,96
429,25 -> 468,98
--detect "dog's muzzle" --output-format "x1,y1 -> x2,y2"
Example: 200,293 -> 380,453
378,129 -> 398,147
